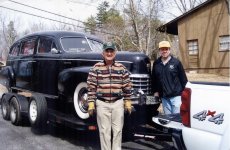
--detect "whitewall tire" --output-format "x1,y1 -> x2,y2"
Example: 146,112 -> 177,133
74,82 -> 89,119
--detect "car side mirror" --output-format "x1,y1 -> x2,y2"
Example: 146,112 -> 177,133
51,48 -> 60,54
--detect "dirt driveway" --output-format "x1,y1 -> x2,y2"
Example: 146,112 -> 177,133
186,72 -> 229,83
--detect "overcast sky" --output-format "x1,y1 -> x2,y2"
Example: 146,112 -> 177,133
0,0 -> 181,32
0,0 -> 106,31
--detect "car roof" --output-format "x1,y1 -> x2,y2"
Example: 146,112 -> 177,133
20,31 -> 102,41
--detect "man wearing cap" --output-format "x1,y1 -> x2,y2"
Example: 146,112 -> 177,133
151,40 -> 188,114
87,42 -> 132,150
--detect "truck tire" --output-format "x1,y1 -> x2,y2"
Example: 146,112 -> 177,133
1,94 -> 10,120
74,82 -> 89,119
28,94 -> 47,129
10,97 -> 22,126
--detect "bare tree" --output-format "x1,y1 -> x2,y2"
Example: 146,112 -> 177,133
163,0 -> 207,14
116,0 -> 165,58
83,0 -> 167,58
1,21 -> 18,60
0,12 -> 20,60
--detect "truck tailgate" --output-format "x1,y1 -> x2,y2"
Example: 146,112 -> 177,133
152,113 -> 184,130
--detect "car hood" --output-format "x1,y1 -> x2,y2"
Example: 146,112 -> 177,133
61,51 -> 151,74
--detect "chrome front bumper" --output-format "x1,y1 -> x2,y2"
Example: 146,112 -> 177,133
131,94 -> 160,105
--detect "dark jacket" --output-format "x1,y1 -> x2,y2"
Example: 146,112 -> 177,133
151,56 -> 188,98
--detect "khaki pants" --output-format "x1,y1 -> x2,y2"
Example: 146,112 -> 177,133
96,99 -> 124,150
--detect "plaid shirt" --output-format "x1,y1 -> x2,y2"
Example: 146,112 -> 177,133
87,61 -> 132,103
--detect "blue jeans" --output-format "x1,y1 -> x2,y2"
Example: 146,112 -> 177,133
162,96 -> 181,114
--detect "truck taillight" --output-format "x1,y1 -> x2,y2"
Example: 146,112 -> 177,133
180,88 -> 191,127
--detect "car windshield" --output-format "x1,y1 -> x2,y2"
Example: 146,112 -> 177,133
88,39 -> 103,52
61,37 -> 91,52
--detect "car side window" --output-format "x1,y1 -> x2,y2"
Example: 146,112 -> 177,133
9,43 -> 20,56
20,38 -> 36,55
88,39 -> 103,52
38,37 -> 56,53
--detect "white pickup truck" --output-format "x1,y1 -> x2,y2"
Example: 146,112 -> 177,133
152,82 -> 230,150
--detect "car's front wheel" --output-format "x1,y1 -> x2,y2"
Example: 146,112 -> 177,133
74,82 -> 89,119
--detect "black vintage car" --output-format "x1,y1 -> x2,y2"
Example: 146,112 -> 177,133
0,31 -> 160,131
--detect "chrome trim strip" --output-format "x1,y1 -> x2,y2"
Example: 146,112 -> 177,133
130,74 -> 150,78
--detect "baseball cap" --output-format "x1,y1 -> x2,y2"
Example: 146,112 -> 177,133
159,41 -> 171,49
103,42 -> 116,51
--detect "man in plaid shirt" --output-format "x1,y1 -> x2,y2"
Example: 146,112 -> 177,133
87,42 -> 132,150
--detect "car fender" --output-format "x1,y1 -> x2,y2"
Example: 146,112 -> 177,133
58,66 -> 91,96
0,66 -> 15,88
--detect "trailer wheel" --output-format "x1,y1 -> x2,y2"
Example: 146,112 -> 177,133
74,82 -> 89,119
10,97 -> 21,126
29,94 -> 47,129
1,95 -> 10,120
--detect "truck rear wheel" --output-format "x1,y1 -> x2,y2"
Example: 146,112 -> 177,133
1,95 -> 10,120
10,97 -> 21,126
74,82 -> 89,119
29,94 -> 47,129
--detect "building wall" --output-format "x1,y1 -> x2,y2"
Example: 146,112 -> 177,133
178,0 -> 229,76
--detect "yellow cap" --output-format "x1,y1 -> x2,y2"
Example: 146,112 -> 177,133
159,41 -> 171,48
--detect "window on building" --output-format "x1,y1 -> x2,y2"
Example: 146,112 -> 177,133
219,35 -> 230,51
187,40 -> 198,55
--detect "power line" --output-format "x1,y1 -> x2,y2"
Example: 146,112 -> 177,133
8,0 -> 86,24
0,5 -> 119,36
66,0 -> 98,7
6,0 -> 120,36
0,5 -> 83,27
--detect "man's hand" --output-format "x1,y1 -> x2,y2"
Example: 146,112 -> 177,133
154,96 -> 161,102
88,102 -> 95,117
124,100 -> 132,115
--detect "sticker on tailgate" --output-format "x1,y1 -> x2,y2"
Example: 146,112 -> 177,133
193,110 -> 224,125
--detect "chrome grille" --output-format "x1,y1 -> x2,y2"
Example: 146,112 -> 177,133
130,74 -> 151,95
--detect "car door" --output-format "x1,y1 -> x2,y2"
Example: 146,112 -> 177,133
33,35 -> 60,96
16,37 -> 37,90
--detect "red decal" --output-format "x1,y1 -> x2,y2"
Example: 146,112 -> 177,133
207,110 -> 216,117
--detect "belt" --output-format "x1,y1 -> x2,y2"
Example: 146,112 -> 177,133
97,98 -> 121,103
